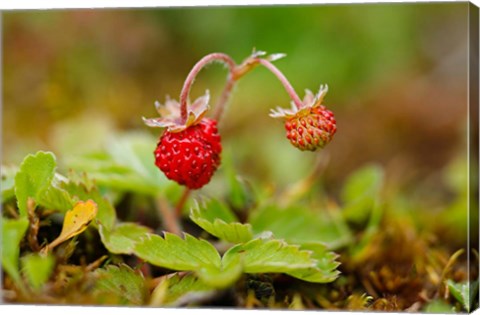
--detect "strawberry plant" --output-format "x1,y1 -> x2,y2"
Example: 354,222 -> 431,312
1,49 -> 475,312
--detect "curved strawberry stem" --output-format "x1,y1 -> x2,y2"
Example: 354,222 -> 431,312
255,58 -> 303,110
179,53 -> 236,123
175,52 -> 301,218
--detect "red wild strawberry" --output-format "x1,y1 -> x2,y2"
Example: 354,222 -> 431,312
154,118 -> 221,189
270,85 -> 336,151
143,91 -> 222,189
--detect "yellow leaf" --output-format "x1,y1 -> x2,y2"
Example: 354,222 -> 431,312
44,200 -> 98,252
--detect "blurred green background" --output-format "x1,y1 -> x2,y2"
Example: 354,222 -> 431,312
3,3 -> 469,197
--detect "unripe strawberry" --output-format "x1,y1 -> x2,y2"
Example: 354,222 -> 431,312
143,91 -> 222,189
270,85 -> 336,151
154,118 -> 221,189
284,105 -> 336,151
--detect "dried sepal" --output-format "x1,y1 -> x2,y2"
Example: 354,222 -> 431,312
270,84 -> 329,119
143,91 -> 211,132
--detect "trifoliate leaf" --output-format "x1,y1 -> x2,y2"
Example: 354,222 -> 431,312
1,218 -> 29,284
44,200 -> 98,252
133,232 -> 222,271
190,199 -> 253,243
99,222 -> 151,255
151,273 -> 216,306
21,253 -> 55,290
93,264 -> 147,305
250,204 -> 352,249
447,279 -> 478,312
14,151 -> 74,218
341,164 -> 383,224
222,238 -> 315,274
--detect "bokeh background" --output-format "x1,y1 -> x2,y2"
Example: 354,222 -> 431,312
3,3 -> 469,205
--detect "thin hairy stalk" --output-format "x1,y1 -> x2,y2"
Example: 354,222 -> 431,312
179,53 -> 236,122
256,58 -> 303,109
175,188 -> 192,217
156,196 -> 182,235
213,73 -> 236,121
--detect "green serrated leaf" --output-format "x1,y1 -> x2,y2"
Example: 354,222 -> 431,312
190,200 -> 253,243
341,164 -> 383,224
36,178 -> 75,213
223,238 -> 315,274
15,151 -> 55,217
21,253 -> 55,290
94,264 -> 147,305
99,222 -> 151,254
250,204 -> 351,250
150,273 -> 215,306
1,218 -> 29,284
15,151 -> 74,217
133,232 -> 222,271
194,198 -> 237,223
197,253 -> 243,288
447,279 -> 477,312
285,243 -> 340,283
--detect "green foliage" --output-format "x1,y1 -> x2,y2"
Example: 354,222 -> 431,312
1,218 -> 29,284
154,273 -> 215,306
140,198 -> 342,287
223,149 -> 254,210
99,222 -> 151,255
286,243 -> 340,283
1,165 -> 18,202
133,232 -> 242,288
21,253 -> 55,290
341,164 -> 383,224
93,264 -> 147,305
423,300 -> 456,313
223,238 -> 314,274
447,279 -> 478,312
133,232 -> 222,272
66,132 -> 173,195
249,204 -> 352,250
190,199 -> 253,243
14,151 -> 74,217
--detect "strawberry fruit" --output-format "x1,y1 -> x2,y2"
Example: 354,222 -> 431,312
284,105 -> 336,151
154,118 -> 221,189
143,92 -> 222,189
270,85 -> 336,151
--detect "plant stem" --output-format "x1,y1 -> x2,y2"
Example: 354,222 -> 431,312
175,188 -> 192,217
156,197 -> 182,235
213,73 -> 235,121
179,53 -> 236,123
255,58 -> 303,109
